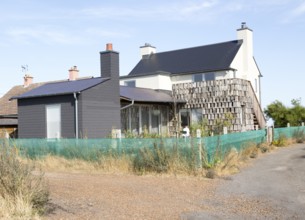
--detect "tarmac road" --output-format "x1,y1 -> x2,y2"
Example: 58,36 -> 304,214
182,144 -> 305,219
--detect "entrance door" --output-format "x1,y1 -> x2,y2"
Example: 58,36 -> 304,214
46,104 -> 61,138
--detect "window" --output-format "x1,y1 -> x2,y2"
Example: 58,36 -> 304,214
192,73 -> 215,82
192,73 -> 203,82
191,109 -> 203,123
46,104 -> 61,139
124,80 -> 136,87
151,106 -> 160,134
205,72 -> 215,81
180,109 -> 190,127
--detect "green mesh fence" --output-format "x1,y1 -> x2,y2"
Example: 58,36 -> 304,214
1,129 -> 268,163
274,126 -> 305,140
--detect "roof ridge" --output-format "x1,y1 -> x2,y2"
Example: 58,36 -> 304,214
154,39 -> 242,55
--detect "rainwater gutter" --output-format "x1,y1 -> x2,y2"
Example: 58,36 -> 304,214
121,99 -> 134,110
73,92 -> 80,139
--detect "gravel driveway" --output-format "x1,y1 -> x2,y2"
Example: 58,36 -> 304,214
44,144 -> 305,219
183,144 -> 305,219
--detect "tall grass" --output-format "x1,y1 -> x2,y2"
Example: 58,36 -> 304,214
0,141 -> 49,219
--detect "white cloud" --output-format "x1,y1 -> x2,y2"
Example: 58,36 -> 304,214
291,1 -> 305,16
85,28 -> 131,38
81,0 -> 219,22
6,27 -> 82,45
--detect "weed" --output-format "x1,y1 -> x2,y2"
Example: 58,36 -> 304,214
292,129 -> 305,143
272,133 -> 287,147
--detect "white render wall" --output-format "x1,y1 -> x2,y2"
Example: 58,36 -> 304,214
231,27 -> 261,102
120,74 -> 172,90
171,70 -> 233,84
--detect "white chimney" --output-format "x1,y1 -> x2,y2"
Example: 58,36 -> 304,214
140,43 -> 156,58
237,22 -> 253,71
69,66 -> 79,81
23,74 -> 33,87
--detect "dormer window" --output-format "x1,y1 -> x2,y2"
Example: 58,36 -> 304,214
124,80 -> 136,87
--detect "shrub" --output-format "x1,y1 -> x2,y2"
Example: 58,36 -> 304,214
0,141 -> 49,217
133,141 -> 170,174
292,129 -> 305,143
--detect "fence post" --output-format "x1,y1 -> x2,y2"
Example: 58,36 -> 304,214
196,129 -> 202,168
287,123 -> 290,127
266,126 -> 274,144
223,127 -> 228,135
302,122 -> 304,127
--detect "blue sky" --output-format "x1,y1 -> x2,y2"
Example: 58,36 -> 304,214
0,0 -> 305,109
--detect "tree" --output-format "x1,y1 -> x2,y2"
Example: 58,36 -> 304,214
264,99 -> 305,127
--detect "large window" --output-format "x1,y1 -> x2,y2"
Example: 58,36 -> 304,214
141,106 -> 149,132
192,73 -> 215,82
46,104 -> 61,139
191,109 -> 203,123
192,73 -> 203,82
180,109 -> 190,127
151,106 -> 160,134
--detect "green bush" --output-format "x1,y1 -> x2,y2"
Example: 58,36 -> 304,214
292,129 -> 305,143
0,141 -> 49,215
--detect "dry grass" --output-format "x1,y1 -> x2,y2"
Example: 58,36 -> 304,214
0,194 -> 40,220
0,142 -> 49,219
35,155 -> 132,174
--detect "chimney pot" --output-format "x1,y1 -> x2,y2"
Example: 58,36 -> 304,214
106,43 -> 113,51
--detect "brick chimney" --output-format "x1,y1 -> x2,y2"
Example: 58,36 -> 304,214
23,74 -> 33,87
69,66 -> 79,81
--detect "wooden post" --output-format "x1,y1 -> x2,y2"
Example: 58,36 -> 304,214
196,129 -> 202,168
223,126 -> 228,134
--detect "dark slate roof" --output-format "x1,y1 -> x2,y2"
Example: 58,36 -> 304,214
13,77 -> 109,99
120,86 -> 179,103
129,40 -> 242,76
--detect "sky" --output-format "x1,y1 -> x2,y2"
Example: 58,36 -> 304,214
0,0 -> 305,110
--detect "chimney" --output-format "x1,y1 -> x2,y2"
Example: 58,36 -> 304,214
140,43 -> 156,59
69,66 -> 79,81
106,43 -> 113,51
237,22 -> 253,71
23,74 -> 33,87
100,43 -> 119,79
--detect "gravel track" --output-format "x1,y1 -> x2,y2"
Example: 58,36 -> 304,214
44,144 -> 305,219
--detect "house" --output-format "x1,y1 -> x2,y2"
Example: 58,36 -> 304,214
120,22 -> 266,133
0,75 -> 45,138
10,22 -> 265,139
13,44 -> 177,138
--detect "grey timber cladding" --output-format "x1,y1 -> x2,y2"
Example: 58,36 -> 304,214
79,79 -> 120,138
129,40 -> 242,76
18,95 -> 75,138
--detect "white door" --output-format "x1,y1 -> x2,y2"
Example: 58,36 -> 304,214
46,104 -> 61,139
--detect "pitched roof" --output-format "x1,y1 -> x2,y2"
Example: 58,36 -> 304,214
0,82 -> 45,116
120,86 -> 180,103
13,77 -> 109,99
128,40 -> 242,76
